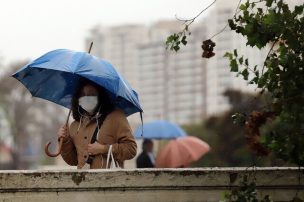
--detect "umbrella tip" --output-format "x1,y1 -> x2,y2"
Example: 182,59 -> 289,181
88,42 -> 93,54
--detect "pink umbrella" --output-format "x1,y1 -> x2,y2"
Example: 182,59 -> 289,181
156,136 -> 210,168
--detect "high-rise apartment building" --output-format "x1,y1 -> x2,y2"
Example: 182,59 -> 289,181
138,21 -> 207,124
86,24 -> 149,92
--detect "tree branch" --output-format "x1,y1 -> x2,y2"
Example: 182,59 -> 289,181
209,0 -> 264,39
175,0 -> 217,27
209,0 -> 243,39
261,38 -> 280,75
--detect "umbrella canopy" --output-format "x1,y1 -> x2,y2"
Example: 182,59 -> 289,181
12,49 -> 142,116
156,136 -> 210,168
134,120 -> 187,139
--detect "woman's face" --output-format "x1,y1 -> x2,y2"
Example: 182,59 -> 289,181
78,84 -> 99,114
81,84 -> 98,97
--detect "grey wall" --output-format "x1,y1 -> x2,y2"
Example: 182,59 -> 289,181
0,167 -> 303,202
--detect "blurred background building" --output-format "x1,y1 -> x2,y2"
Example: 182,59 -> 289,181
138,21 -> 207,124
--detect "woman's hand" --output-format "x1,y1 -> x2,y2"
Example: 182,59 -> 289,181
88,142 -> 108,155
57,124 -> 69,141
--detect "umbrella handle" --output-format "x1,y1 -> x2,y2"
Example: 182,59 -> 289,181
44,138 -> 64,157
45,109 -> 72,157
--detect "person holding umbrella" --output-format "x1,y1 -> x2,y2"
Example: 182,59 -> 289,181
12,47 -> 143,169
58,78 -> 137,169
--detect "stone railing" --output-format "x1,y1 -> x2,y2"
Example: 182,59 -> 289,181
0,167 -> 303,202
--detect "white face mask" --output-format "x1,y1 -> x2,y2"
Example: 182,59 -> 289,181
79,96 -> 98,113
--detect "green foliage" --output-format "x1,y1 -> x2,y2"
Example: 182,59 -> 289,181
232,112 -> 246,125
221,170 -> 303,202
165,26 -> 190,52
222,176 -> 272,202
226,0 -> 304,166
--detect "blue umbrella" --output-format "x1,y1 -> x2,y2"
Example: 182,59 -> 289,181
12,49 -> 142,116
12,48 -> 143,156
134,120 -> 187,139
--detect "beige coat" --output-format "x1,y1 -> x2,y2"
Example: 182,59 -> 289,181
61,109 -> 137,169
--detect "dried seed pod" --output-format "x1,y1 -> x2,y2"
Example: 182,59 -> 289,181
202,39 -> 216,58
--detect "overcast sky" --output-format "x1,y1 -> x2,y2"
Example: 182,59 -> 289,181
0,0 -> 213,64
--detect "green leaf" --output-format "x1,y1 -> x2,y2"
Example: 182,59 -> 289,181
294,5 -> 304,15
173,45 -> 180,52
241,69 -> 249,80
165,35 -> 174,45
181,36 -> 187,45
266,0 -> 274,7
244,23 -> 254,34
263,10 -> 276,25
239,56 -> 244,65
245,0 -> 250,8
253,65 -> 257,71
228,19 -> 236,30
240,4 -> 247,11
230,59 -> 238,72
258,73 -> 268,88
234,49 -> 238,57
224,52 -> 233,60
251,76 -> 259,84
254,70 -> 259,78
243,10 -> 249,18
256,41 -> 267,49
246,36 -> 257,47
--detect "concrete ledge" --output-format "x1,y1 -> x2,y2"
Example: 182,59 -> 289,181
0,167 -> 303,202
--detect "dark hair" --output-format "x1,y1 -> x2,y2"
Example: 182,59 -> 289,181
142,139 -> 153,150
71,78 -> 115,123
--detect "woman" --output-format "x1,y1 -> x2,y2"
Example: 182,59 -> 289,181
58,79 -> 137,169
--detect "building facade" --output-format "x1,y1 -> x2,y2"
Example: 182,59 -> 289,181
137,21 -> 207,124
